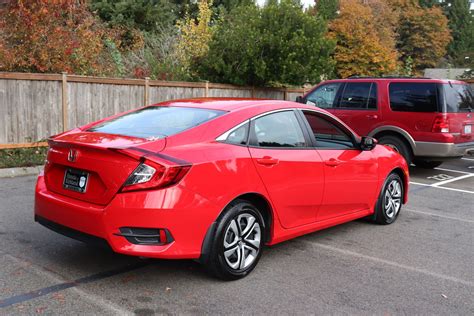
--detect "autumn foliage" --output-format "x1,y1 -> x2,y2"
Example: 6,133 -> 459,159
0,0 -> 113,75
328,0 -> 398,78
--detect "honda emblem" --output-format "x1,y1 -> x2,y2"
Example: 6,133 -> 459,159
68,149 -> 77,162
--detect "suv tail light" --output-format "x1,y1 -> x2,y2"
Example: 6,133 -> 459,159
121,159 -> 191,193
432,115 -> 450,133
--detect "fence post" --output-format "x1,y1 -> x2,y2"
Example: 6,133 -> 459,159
283,88 -> 288,101
204,81 -> 209,97
251,87 -> 255,98
144,77 -> 150,106
61,72 -> 68,132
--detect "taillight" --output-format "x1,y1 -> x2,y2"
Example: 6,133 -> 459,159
121,160 -> 191,193
432,115 -> 449,133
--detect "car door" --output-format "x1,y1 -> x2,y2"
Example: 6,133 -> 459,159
299,110 -> 379,222
248,110 -> 325,229
335,82 -> 382,137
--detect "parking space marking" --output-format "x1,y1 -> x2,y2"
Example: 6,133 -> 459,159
409,181 -> 474,194
461,157 -> 474,161
431,174 -> 474,187
434,167 -> 473,175
404,209 -> 474,224
0,253 -> 146,310
302,241 -> 474,287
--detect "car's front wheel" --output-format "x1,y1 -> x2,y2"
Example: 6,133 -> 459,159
206,200 -> 265,280
372,173 -> 404,225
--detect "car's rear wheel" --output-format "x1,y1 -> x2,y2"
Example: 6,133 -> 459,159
206,200 -> 265,280
413,159 -> 443,169
372,173 -> 404,225
378,135 -> 412,165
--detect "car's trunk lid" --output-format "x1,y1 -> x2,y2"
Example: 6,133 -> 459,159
44,132 -> 166,205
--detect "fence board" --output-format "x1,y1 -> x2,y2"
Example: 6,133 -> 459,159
0,72 -> 305,146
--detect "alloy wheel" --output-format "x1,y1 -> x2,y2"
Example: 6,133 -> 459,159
384,179 -> 402,218
223,212 -> 261,270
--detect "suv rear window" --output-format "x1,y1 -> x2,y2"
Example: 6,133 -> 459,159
89,106 -> 225,139
443,83 -> 474,113
389,83 -> 439,112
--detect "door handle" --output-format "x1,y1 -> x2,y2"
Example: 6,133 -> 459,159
366,114 -> 378,120
325,158 -> 342,167
256,156 -> 279,166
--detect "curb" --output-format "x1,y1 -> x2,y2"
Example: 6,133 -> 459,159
0,165 -> 43,178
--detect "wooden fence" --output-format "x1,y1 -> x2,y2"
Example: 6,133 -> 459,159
0,72 -> 305,148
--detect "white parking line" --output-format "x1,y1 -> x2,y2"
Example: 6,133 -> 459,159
461,157 -> 474,161
302,241 -> 474,287
409,181 -> 474,194
434,167 -> 473,175
432,174 -> 474,187
404,208 -> 474,224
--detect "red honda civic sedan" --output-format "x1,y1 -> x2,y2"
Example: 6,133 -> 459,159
35,99 -> 409,279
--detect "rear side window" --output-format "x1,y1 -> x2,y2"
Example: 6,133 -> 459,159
443,84 -> 474,113
89,106 -> 225,139
252,111 -> 306,148
339,82 -> 377,109
225,122 -> 249,145
389,83 -> 439,112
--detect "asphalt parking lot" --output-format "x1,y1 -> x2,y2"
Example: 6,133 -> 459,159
0,157 -> 473,315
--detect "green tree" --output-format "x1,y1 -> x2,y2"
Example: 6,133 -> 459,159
196,0 -> 335,86
442,0 -> 474,63
315,0 -> 339,20
90,0 -> 177,32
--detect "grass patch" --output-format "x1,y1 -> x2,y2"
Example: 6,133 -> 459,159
0,146 -> 48,169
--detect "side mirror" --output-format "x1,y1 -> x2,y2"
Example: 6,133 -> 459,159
295,96 -> 306,104
360,136 -> 377,151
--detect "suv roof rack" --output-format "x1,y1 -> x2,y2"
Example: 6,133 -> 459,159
346,76 -> 431,79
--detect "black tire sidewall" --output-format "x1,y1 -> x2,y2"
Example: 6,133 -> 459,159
209,200 -> 265,280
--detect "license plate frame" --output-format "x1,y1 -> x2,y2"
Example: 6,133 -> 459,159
63,168 -> 89,193
464,125 -> 472,134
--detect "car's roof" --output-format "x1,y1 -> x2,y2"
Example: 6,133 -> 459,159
151,98 -> 322,113
322,77 -> 468,84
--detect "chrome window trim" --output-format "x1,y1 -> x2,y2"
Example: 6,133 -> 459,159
215,109 -> 295,142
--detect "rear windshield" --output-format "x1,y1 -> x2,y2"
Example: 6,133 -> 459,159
88,106 -> 226,139
443,84 -> 474,113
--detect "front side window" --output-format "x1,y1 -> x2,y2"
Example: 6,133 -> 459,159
339,82 -> 377,109
389,83 -> 439,112
89,106 -> 225,139
303,111 -> 355,149
252,111 -> 306,148
305,83 -> 343,108
443,83 -> 474,113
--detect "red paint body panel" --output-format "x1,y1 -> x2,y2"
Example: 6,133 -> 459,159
35,99 -> 409,259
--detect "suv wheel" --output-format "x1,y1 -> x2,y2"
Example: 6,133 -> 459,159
206,200 -> 264,280
378,135 -> 412,165
413,159 -> 443,169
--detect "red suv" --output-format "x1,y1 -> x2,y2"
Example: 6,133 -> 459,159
298,78 -> 474,168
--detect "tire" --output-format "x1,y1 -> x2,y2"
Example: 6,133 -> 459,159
413,159 -> 443,169
372,173 -> 404,225
378,135 -> 413,165
206,199 -> 265,280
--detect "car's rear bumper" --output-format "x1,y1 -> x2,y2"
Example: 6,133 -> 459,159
414,141 -> 474,158
34,174 -> 218,259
